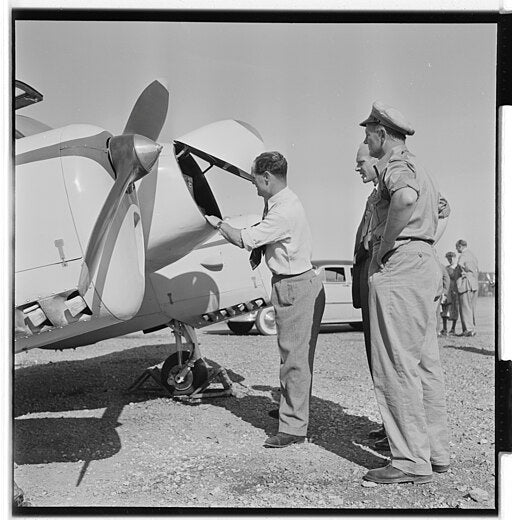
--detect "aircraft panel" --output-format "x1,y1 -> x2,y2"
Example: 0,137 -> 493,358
61,154 -> 120,255
148,215 -> 271,327
174,119 -> 265,180
15,258 -> 83,308
14,310 -> 122,353
138,144 -> 215,271
15,115 -> 52,138
15,158 -> 83,272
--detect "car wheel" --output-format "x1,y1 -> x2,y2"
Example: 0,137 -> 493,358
349,322 -> 364,331
227,321 -> 254,335
255,307 -> 277,336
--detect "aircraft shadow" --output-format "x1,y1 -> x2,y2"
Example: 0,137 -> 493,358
13,343 -> 175,470
13,344 -> 384,474
443,344 -> 495,356
205,358 -> 386,470
14,415 -> 122,465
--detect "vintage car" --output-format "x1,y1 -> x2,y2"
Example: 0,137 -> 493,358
227,260 -> 363,335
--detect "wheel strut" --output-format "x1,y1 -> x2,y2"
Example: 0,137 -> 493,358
126,319 -> 231,399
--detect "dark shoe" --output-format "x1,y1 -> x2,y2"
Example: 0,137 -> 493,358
268,409 -> 279,419
368,425 -> 386,439
463,330 -> 476,337
448,330 -> 457,336
456,331 -> 468,337
264,432 -> 305,448
438,329 -> 447,337
363,463 -> 432,484
432,463 -> 450,473
373,436 -> 390,450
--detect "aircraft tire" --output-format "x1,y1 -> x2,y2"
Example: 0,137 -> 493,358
227,321 -> 254,335
160,351 -> 209,396
255,307 -> 277,336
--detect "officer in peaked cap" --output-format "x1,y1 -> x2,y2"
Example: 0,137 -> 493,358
359,100 -> 415,137
358,101 -> 452,485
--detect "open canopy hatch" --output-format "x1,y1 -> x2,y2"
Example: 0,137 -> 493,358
174,119 -> 265,181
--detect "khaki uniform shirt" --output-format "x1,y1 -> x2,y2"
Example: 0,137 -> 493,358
371,144 -> 450,250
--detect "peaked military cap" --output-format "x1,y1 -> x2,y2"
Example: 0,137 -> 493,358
359,101 -> 415,136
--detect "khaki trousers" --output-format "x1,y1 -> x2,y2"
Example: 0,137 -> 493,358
368,241 -> 450,475
459,290 -> 478,333
271,270 -> 325,436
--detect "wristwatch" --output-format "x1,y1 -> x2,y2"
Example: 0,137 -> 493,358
216,220 -> 224,230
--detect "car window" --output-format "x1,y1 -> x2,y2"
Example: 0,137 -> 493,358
324,267 -> 346,283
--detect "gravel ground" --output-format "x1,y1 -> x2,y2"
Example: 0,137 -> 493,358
14,297 -> 497,511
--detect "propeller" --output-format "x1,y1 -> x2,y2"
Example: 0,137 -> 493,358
78,80 -> 170,297
78,134 -> 163,295
123,80 -> 169,141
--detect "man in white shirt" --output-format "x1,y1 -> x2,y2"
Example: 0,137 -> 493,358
206,151 -> 325,448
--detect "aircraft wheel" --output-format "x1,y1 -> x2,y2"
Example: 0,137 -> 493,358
160,351 -> 209,396
349,322 -> 364,331
227,321 -> 254,335
255,307 -> 277,336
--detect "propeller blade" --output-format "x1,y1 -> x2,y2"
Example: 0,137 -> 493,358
78,134 -> 162,294
123,80 -> 169,141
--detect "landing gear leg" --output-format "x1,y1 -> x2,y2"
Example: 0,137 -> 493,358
127,319 -> 232,401
160,320 -> 208,396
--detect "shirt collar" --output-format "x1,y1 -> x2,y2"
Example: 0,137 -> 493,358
268,186 -> 291,209
373,144 -> 409,178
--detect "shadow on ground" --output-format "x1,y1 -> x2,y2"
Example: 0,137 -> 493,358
13,344 -> 175,470
14,345 -> 384,475
443,344 -> 495,356
205,358 -> 385,470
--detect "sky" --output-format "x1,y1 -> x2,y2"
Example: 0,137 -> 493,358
14,20 -> 497,271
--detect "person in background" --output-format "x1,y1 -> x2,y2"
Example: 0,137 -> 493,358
206,151 -> 325,448
351,143 -> 387,447
438,264 -> 451,336
359,101 -> 451,485
455,239 -> 479,337
440,251 -> 460,336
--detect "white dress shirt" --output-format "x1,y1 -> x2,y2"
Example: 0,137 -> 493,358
240,187 -> 313,275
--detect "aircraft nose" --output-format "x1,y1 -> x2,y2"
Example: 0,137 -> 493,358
133,135 -> 163,173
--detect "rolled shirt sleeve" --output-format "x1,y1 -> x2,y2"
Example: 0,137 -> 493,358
385,161 -> 420,196
240,211 -> 290,252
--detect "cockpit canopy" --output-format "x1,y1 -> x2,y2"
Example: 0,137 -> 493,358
15,80 -> 52,139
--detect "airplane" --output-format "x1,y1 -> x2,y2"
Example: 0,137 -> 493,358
14,79 -> 272,396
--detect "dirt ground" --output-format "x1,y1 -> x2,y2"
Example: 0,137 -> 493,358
13,297 -> 498,512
